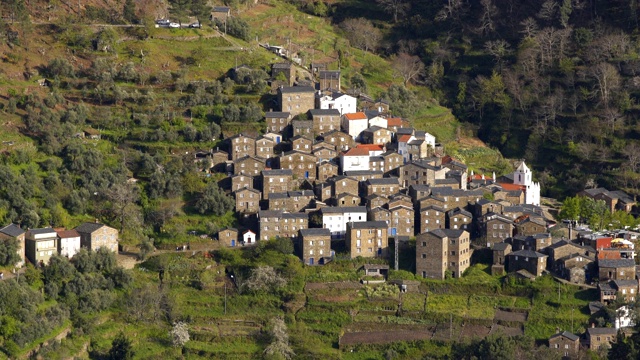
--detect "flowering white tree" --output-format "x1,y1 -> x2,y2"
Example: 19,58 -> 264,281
170,321 -> 190,347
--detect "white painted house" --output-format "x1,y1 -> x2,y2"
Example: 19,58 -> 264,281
321,206 -> 367,239
397,134 -> 416,163
341,112 -> 369,141
340,147 -> 370,173
56,229 -> 81,258
615,305 -> 636,329
317,91 -> 357,115
368,116 -> 387,129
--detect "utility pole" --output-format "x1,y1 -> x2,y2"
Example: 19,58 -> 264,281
224,281 -> 227,314
558,282 -> 561,303
394,237 -> 399,271
449,313 -> 453,340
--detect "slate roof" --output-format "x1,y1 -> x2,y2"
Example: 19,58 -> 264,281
0,224 -> 24,237
75,223 -> 106,234
348,221 -> 388,229
366,178 -> 399,185
599,258 -> 636,268
27,228 -> 57,236
278,86 -> 315,94
493,242 -> 511,251
309,109 -> 341,116
549,331 -> 579,342
263,169 -> 293,176
272,62 -> 291,69
587,327 -> 617,336
613,279 -> 639,288
429,229 -> 465,238
321,206 -> 367,214
509,249 -> 547,258
299,228 -> 331,237
265,111 -> 290,118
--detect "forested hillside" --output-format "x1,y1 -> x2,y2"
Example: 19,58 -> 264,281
322,0 -> 640,199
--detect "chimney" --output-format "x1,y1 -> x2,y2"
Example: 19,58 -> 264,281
591,323 -> 595,328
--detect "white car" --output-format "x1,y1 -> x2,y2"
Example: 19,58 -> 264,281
169,22 -> 180,28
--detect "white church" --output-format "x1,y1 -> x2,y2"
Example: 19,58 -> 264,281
512,161 -> 541,206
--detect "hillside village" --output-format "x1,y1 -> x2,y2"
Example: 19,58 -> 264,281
3,0 -> 640,358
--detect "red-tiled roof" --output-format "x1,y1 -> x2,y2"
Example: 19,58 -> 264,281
356,144 -> 384,151
56,229 -> 80,238
398,134 -> 412,142
344,112 -> 367,120
598,249 -> 621,260
387,117 -> 403,126
498,183 -> 526,191
342,147 -> 370,156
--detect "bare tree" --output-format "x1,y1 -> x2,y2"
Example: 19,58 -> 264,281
104,182 -> 141,234
622,143 -> 640,172
590,62 -> 621,109
477,0 -> 498,36
340,18 -> 382,53
436,0 -> 466,22
537,0 -> 556,22
392,53 -> 425,85
484,39 -> 510,69
519,17 -> 539,38
376,0 -> 408,23
243,266 -> 287,293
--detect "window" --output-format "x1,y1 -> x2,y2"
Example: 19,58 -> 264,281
422,241 -> 426,246
422,254 -> 426,259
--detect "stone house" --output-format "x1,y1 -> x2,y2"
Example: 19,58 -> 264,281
408,185 -> 432,203
211,149 -> 230,172
309,109 -> 341,136
345,221 -> 389,259
322,130 -> 355,151
419,205 -> 446,234
262,169 -> 293,200
313,146 -> 337,162
271,62 -> 295,86
511,233 -> 552,252
600,279 -> 639,303
292,119 -> 313,138
546,240 -> 594,273
473,199 -> 504,218
278,151 -> 317,181
598,258 -> 636,281
268,190 -> 314,212
407,139 -> 431,160
559,253 -> 593,284
218,228 -> 239,247
506,250 -> 547,277
298,228 -> 331,265
314,182 -> 332,203
25,228 -> 58,266
381,151 -> 404,176
56,229 -> 81,258
364,177 -> 400,198
344,170 -> 384,181
548,331 -> 580,358
329,175 -> 359,197
388,193 -> 412,209
230,174 -> 254,192
492,242 -> 511,266
255,136 -> 275,162
514,215 -> 547,236
416,195 -> 447,211
446,207 -> 472,231
0,223 -> 25,267
369,207 -> 390,225
369,156 -> 385,173
259,210 -> 308,241
365,194 -> 389,210
265,111 -> 292,133
235,187 -> 261,213
579,187 -> 636,213
317,161 -> 338,182
335,193 -> 361,207
361,126 -> 392,145
481,212 -> 515,247
318,70 -> 341,90
211,6 -> 231,21
75,222 -> 119,252
398,161 -> 447,188
389,204 -> 414,237
291,136 -> 313,153
586,327 -> 616,351
416,229 -> 471,279
278,86 -> 315,117
234,155 -> 266,176
227,133 -> 256,161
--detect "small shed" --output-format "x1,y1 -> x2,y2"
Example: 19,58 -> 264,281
243,230 -> 256,245
218,228 -> 239,247
362,264 -> 389,278
84,128 -> 101,140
